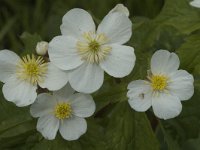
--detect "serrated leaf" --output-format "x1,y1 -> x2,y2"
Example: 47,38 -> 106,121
176,34 -> 200,71
105,102 -> 159,150
158,88 -> 200,149
155,0 -> 200,34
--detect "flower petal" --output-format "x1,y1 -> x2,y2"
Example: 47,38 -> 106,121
59,116 -> 87,141
109,4 -> 129,17
69,63 -> 104,93
100,44 -> 135,78
60,8 -> 95,38
0,50 -> 20,83
39,63 -> 69,91
2,75 -> 37,107
37,114 -> 59,140
168,70 -> 194,101
68,93 -> 95,117
30,93 -> 57,118
49,36 -> 83,70
190,0 -> 200,8
152,93 -> 182,120
151,50 -> 180,75
127,80 -> 150,97
127,80 -> 152,111
53,83 -> 75,100
97,12 -> 132,44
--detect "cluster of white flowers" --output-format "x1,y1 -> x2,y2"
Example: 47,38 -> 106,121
0,4 -> 194,141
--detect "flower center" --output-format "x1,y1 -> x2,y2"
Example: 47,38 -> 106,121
150,75 -> 168,91
54,102 -> 72,119
16,55 -> 47,85
88,40 -> 100,52
76,31 -> 112,63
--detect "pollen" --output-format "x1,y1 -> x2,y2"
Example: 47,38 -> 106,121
150,75 -> 168,91
77,31 -> 112,63
54,102 -> 72,120
16,54 -> 47,85
89,40 -> 100,52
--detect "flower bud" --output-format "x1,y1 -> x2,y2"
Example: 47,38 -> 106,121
109,4 -> 129,17
36,41 -> 48,55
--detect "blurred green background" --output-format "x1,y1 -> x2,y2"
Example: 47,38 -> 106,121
1,0 -> 200,150
0,0 -> 164,51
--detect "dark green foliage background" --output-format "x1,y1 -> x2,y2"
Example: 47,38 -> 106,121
0,0 -> 200,149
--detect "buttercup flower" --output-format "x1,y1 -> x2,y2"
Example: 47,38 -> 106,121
49,7 -> 135,93
30,84 -> 95,140
36,41 -> 49,56
127,50 -> 194,120
190,0 -> 200,8
0,50 -> 68,106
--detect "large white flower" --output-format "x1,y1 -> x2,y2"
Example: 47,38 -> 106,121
30,84 -> 95,140
190,0 -> 200,8
48,8 -> 135,93
0,50 -> 68,107
127,50 -> 194,120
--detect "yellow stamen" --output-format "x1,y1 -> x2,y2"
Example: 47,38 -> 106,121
16,54 -> 47,85
150,75 -> 168,91
54,102 -> 72,119
77,31 -> 111,63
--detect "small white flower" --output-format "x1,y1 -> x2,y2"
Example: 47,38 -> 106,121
109,4 -> 129,17
127,50 -> 194,120
0,50 -> 69,106
30,84 -> 95,140
190,0 -> 200,8
49,8 -> 135,93
36,41 -> 48,56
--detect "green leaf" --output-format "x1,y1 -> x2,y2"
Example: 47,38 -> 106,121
176,34 -> 200,71
131,19 -> 186,55
0,107 -> 35,149
0,84 -> 36,149
158,88 -> 200,149
105,102 -> 159,150
94,81 -> 127,113
157,121 -> 181,150
30,119 -> 106,150
182,133 -> 200,150
154,0 -> 200,34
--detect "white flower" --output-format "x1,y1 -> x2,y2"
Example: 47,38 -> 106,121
109,4 -> 129,17
36,41 -> 48,56
48,8 -> 135,93
0,50 -> 69,106
30,84 -> 95,140
190,0 -> 200,8
127,50 -> 194,120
